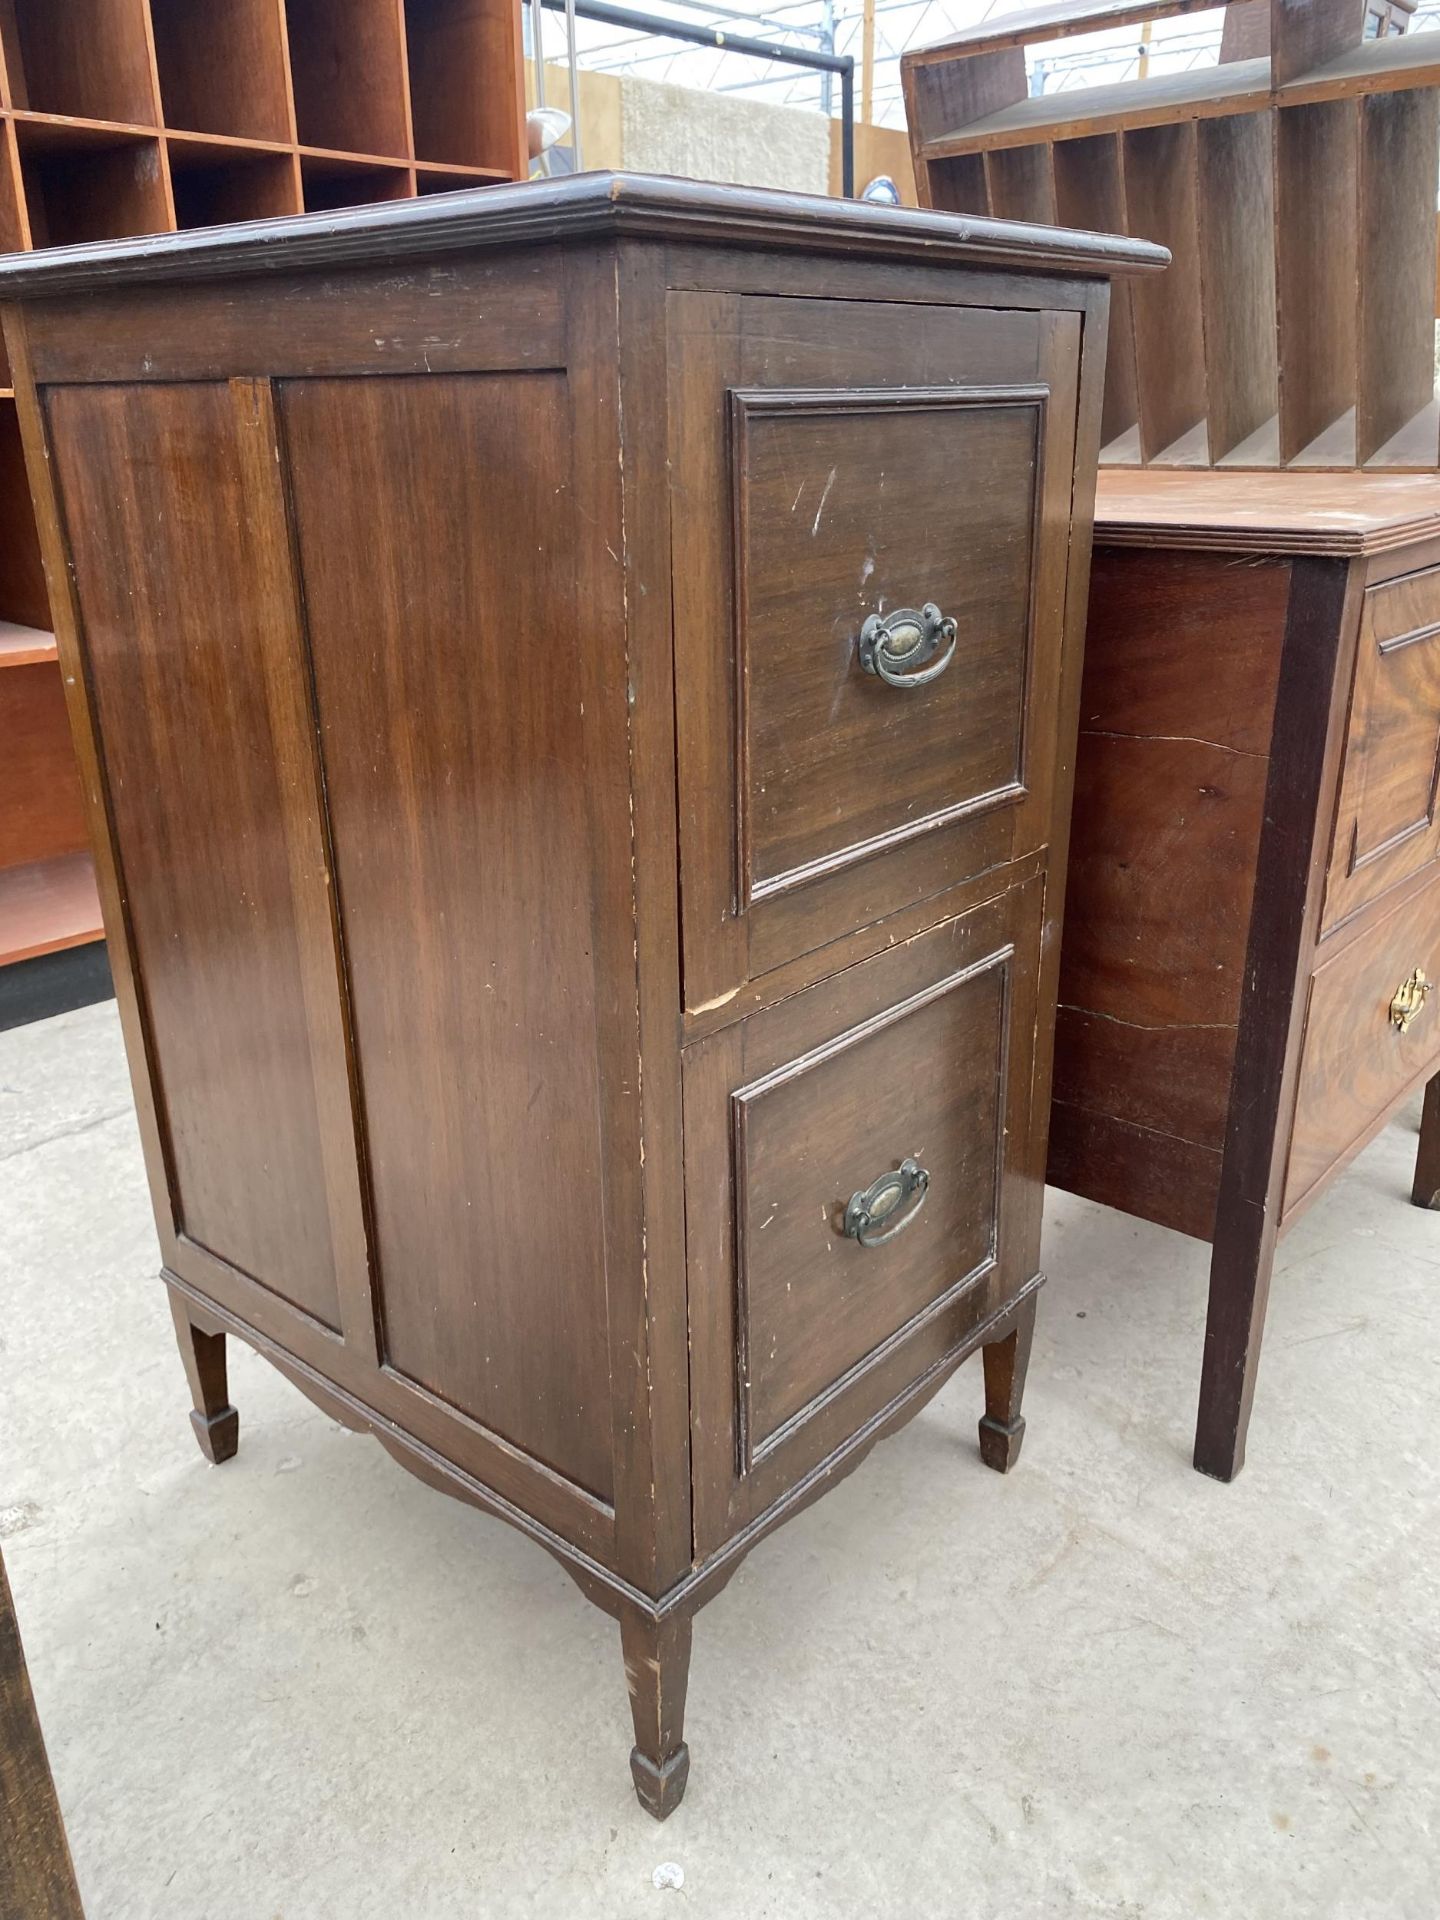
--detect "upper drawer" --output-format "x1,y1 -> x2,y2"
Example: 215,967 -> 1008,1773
669,291 -> 1082,1017
1322,562 -> 1440,934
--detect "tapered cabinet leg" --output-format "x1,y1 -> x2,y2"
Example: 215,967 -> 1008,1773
168,1291 -> 239,1464
620,1605 -> 692,1820
978,1293 -> 1036,1473
1193,1220 -> 1277,1484
1413,1073 -> 1440,1210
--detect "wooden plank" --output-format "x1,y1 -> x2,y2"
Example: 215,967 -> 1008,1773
904,45 -> 1026,154
0,0 -> 158,124
924,153 -> 989,214
1276,100 -> 1358,465
402,0 -> 526,175
0,1550 -> 84,1920
1357,87 -> 1440,465
0,653 -> 88,867
1196,112 -> 1279,463
0,618 -> 55,666
984,143 -> 1056,223
284,0 -> 411,159
904,0 -> 1227,63
1095,467 -> 1440,552
923,59 -> 1272,159
149,0 -> 295,143
1196,556 -> 1358,1481
1124,121 -> 1207,462
0,849 -> 102,964
1278,17 -> 1440,98
1270,0 -> 1367,88
1054,135 -> 1140,452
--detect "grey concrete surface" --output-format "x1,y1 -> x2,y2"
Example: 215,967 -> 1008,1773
2,998 -> 1437,1919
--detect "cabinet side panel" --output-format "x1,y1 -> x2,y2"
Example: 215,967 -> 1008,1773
280,371 -> 616,1505
1049,547 -> 1290,1226
46,381 -> 342,1327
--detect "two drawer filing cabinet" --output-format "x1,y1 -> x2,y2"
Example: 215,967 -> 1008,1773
0,176 -> 1163,1815
1052,470 -> 1440,1484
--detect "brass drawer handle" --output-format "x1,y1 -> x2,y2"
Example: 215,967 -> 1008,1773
858,603 -> 957,690
843,1157 -> 930,1247
1390,967 -> 1432,1034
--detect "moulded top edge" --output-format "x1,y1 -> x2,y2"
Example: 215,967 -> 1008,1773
0,170 -> 1170,301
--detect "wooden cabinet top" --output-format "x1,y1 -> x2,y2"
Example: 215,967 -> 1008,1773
0,170 -> 1168,298
1095,469 -> 1440,554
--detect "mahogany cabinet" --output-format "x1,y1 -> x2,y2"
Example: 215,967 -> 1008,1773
0,174 -> 1161,1817
1052,470 -> 1440,1483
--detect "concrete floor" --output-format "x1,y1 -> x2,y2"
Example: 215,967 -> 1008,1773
3,999 -> 1438,1919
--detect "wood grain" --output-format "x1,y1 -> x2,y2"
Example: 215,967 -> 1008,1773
686,882 -> 1044,1554
1053,135 -> 1140,453
48,379 -> 343,1329
1323,561 -> 1440,928
1196,111 -> 1278,464
1124,122 -> 1208,463
0,661 -> 88,869
1276,100 -> 1358,465
0,1549 -> 83,1920
149,0 -> 295,143
1197,556 -> 1355,1481
1287,862 -> 1440,1212
1357,87 -> 1440,465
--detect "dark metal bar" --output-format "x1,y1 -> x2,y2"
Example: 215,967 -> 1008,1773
541,0 -> 857,195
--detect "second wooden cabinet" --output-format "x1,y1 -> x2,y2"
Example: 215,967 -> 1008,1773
0,175 -> 1162,1817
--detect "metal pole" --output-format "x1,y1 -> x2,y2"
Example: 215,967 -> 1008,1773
539,0 -> 858,198
530,0 -> 550,176
564,0 -> 583,170
861,0 -> 876,125
840,60 -> 854,196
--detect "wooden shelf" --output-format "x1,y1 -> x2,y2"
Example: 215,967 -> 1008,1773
404,0 -> 523,172
923,59 -> 1272,159
906,0 -> 1440,477
2,0 -> 158,126
0,619 -> 55,667
0,851 -> 103,965
300,153 -> 413,211
285,0 -> 411,158
149,0 -> 295,144
1279,25 -> 1440,103
17,127 -> 170,246
168,137 -> 300,229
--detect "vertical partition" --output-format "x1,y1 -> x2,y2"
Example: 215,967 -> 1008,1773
985,145 -> 1056,224
1124,123 -> 1209,465
1276,100 -> 1358,465
149,0 -> 296,144
925,154 -> 989,214
1054,134 -> 1140,460
1357,88 -> 1440,466
1196,112 -> 1279,464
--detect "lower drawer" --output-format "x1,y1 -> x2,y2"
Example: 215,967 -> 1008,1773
683,872 -> 1047,1556
1286,866 -> 1440,1218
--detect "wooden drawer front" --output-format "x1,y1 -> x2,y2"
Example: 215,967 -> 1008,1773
685,877 -> 1044,1554
671,292 -> 1080,1015
736,386 -> 1043,903
1323,564 -> 1440,932
1286,866 -> 1440,1218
